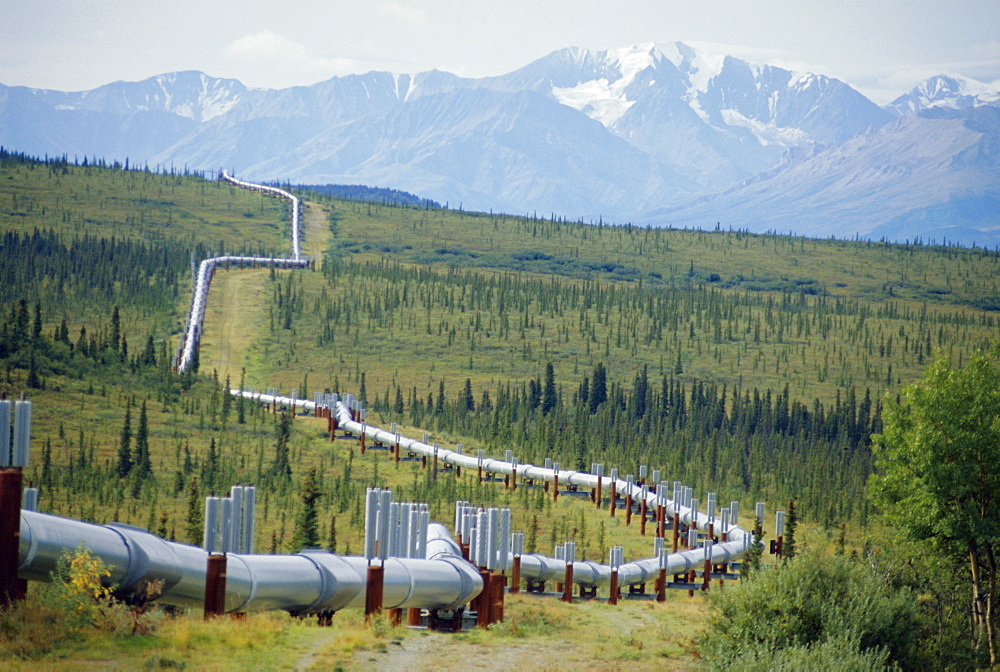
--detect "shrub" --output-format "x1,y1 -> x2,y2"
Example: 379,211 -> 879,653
698,551 -> 920,670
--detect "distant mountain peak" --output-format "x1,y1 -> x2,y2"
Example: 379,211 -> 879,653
886,74 -> 1000,117
549,43 -> 662,127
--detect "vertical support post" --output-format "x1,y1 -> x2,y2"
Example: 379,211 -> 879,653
609,570 -> 619,605
640,496 -> 648,536
562,563 -> 574,603
0,469 -> 23,607
365,564 -> 384,622
203,554 -> 227,619
562,541 -> 575,603
490,573 -> 506,624
511,555 -> 521,594
552,462 -> 560,502
672,512 -> 680,553
387,607 -> 403,626
407,608 -> 422,626
609,468 -> 618,518
594,464 -> 603,509
476,568 -> 492,628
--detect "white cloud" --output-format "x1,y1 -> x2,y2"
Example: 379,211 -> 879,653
379,1 -> 425,23
223,30 -> 358,87
226,31 -> 306,62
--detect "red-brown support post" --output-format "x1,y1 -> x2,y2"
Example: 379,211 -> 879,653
203,553 -> 227,619
387,607 -> 403,626
776,535 -> 784,559
609,570 -> 619,606
365,564 -> 384,623
433,451 -> 438,479
511,466 -> 517,491
490,573 -> 506,624
640,499 -> 647,536
510,555 -> 521,594
672,512 -> 680,553
596,477 -> 602,510
562,564 -> 574,603
0,469 -> 24,607
657,505 -> 665,538
702,559 -> 712,591
553,473 -> 559,502
476,569 -> 492,628
360,432 -> 366,455
657,568 -> 667,603
625,493 -> 633,526
394,441 -> 400,464
407,608 -> 422,626
421,454 -> 427,469
610,488 -> 617,517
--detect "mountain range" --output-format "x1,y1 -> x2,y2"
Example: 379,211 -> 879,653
2,43 -> 998,246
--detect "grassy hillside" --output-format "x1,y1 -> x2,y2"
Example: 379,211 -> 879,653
1,154 -> 998,666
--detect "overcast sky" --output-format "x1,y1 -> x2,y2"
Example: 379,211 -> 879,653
2,0 -> 999,104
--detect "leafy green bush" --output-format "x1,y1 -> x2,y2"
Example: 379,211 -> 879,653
698,551 -> 920,670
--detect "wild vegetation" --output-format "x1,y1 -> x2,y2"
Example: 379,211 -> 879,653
1,150 -> 999,667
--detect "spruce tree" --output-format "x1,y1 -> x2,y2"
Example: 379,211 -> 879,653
784,499 -> 798,560
185,478 -> 203,545
134,400 -> 152,479
291,467 -> 322,551
542,362 -> 557,415
271,410 -> 292,480
116,400 -> 133,478
589,363 -> 608,414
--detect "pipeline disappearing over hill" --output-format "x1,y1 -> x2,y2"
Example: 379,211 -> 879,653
13,173 -> 754,618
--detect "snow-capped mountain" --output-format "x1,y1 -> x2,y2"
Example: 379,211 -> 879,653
645,105 -> 1000,247
1,43 -> 996,243
886,74 -> 1000,116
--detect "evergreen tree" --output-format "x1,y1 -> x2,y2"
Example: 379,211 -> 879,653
116,399 -> 133,478
31,301 -> 43,341
202,438 -> 219,491
26,352 -> 40,389
237,367 -> 246,424
743,516 -> 765,578
784,499 -> 798,560
291,467 -> 322,551
134,400 -> 152,479
589,363 -> 608,414
271,410 -> 293,480
542,362 -> 557,415
110,305 -> 121,353
185,478 -> 203,545
460,378 -> 475,413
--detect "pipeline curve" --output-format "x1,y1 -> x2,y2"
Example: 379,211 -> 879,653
175,171 -> 309,374
17,173 -> 753,617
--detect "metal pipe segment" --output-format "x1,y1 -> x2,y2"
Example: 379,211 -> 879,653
230,390 -> 753,588
176,173 -> 308,374
18,509 -> 480,614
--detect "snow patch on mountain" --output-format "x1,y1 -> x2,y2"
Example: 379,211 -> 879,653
551,43 -> 658,127
719,109 -> 809,146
